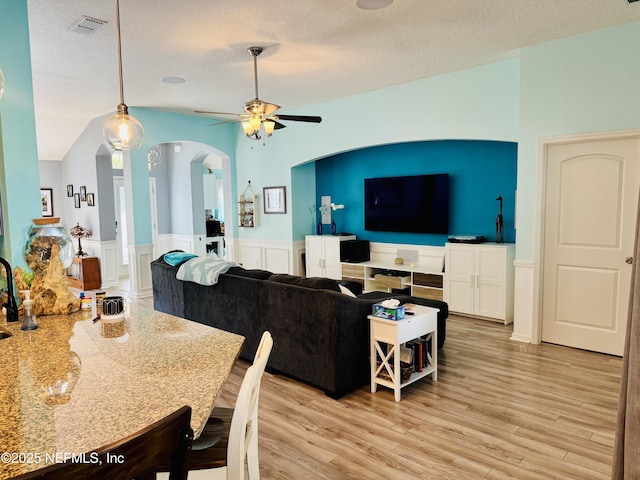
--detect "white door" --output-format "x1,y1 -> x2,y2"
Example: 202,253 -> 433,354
113,177 -> 129,279
323,238 -> 343,280
444,244 -> 475,315
475,247 -> 507,320
542,136 -> 640,356
305,236 -> 323,277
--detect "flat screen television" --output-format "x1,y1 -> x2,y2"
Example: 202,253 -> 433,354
364,173 -> 449,234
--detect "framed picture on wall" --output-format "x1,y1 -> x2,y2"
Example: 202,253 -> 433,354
87,193 -> 95,206
66,185 -> 74,197
263,186 -> 286,214
80,185 -> 86,202
40,188 -> 53,217
74,193 -> 81,208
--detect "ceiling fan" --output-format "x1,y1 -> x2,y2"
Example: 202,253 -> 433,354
196,46 -> 322,140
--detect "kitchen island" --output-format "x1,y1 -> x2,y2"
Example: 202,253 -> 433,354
0,303 -> 244,479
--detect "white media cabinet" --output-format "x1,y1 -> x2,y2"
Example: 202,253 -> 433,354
342,261 -> 444,301
305,235 -> 356,279
305,237 -> 515,323
444,242 -> 515,324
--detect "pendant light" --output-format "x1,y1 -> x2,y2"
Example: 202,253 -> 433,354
103,0 -> 143,150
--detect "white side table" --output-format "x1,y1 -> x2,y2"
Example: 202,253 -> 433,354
369,305 -> 438,401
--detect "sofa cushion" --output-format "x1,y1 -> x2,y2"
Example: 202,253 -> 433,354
268,274 -> 341,293
338,280 -> 363,296
226,266 -> 273,280
339,284 -> 357,297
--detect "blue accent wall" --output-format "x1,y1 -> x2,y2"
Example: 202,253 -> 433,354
315,140 -> 517,245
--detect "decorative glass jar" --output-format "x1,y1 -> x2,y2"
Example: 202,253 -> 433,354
24,218 -> 75,274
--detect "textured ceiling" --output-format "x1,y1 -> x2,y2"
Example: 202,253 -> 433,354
25,0 -> 640,160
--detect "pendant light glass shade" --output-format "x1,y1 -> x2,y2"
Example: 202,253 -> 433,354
104,104 -> 144,150
0,67 -> 5,99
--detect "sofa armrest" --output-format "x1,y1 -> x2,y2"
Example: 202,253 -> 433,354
151,259 -> 186,318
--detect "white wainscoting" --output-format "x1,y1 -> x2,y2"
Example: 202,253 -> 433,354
155,234 -> 174,258
235,238 -> 299,274
127,244 -> 154,298
511,260 -> 535,344
155,234 -> 209,257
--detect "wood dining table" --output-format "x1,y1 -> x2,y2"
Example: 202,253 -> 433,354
0,303 -> 244,479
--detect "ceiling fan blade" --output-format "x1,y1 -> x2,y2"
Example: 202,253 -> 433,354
195,109 -> 243,117
273,120 -> 287,130
209,118 -> 244,127
275,114 -> 322,124
263,102 -> 280,116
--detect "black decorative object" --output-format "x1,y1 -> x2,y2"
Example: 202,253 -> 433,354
496,195 -> 504,244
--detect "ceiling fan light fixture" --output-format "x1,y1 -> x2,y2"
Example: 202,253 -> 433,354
103,0 -> 143,151
263,120 -> 275,136
199,45 -> 321,143
249,115 -> 261,131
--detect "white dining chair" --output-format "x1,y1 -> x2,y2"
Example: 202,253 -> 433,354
159,331 -> 273,480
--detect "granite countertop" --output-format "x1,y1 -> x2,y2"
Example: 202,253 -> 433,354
0,303 -> 244,479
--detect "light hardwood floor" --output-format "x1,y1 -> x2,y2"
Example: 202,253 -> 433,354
123,289 -> 622,479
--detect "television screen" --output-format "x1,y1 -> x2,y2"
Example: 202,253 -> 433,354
364,173 -> 449,234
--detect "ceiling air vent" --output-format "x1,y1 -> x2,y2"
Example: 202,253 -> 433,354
67,15 -> 108,35
628,0 -> 639,3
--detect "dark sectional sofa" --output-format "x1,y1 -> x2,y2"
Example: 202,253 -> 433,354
151,254 -> 448,398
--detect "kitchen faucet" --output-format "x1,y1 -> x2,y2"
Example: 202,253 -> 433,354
0,257 -> 18,322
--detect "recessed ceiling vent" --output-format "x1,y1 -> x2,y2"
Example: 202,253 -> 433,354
628,0 -> 639,4
67,16 -> 108,35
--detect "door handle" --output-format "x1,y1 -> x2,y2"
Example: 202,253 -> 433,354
626,257 -> 633,265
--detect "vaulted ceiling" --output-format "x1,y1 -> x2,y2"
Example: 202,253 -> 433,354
25,0 -> 640,160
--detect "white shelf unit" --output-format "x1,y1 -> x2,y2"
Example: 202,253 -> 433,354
444,242 -> 515,324
305,235 -> 356,280
238,181 -> 257,228
341,261 -> 444,301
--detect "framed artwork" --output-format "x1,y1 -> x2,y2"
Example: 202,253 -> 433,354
66,184 -> 74,197
80,185 -> 87,202
263,186 -> 286,214
40,188 -> 54,217
74,193 -> 81,208
87,193 -> 95,206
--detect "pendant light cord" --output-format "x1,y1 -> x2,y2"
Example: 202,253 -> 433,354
252,52 -> 259,100
115,0 -> 125,105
